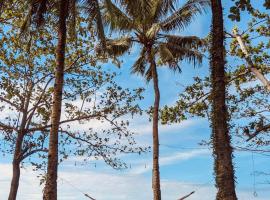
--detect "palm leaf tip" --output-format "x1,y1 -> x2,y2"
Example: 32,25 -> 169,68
84,0 -> 106,48
103,0 -> 134,32
106,37 -> 133,56
131,48 -> 147,75
165,35 -> 205,49
161,0 -> 210,31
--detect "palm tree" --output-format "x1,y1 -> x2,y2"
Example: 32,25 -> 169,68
101,0 -> 209,199
6,1 -> 106,199
210,0 -> 237,199
42,1 -> 69,199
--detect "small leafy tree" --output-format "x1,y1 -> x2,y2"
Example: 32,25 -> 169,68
0,13 -> 146,200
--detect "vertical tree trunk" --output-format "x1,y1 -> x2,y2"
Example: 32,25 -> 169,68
210,1 -> 237,200
8,82 -> 32,200
149,49 -> 161,200
43,1 -> 68,199
8,133 -> 24,200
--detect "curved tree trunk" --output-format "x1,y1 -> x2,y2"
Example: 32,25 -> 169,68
8,133 -> 24,200
43,1 -> 68,199
210,1 -> 237,200
8,82 -> 32,200
149,49 -> 161,200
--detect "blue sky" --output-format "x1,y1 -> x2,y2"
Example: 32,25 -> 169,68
1,1 -> 270,200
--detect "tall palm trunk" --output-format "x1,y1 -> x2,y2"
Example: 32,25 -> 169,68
210,1 -> 237,200
148,49 -> 161,200
43,1 -> 68,199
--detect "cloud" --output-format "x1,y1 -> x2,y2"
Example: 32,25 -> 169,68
130,116 -> 201,136
130,149 -> 210,175
0,162 -> 268,200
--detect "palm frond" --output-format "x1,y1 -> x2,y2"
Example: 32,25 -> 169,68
166,43 -> 203,66
34,0 -> 48,27
131,47 -> 147,75
20,0 -> 50,34
159,44 -> 174,62
161,0 -> 210,31
152,0 -> 177,22
20,3 -> 36,34
68,0 -> 77,41
146,23 -> 161,39
145,67 -> 152,82
103,0 -> 134,32
158,44 -> 181,72
106,36 -> 133,56
164,34 -> 205,49
115,0 -> 151,20
84,0 -> 106,48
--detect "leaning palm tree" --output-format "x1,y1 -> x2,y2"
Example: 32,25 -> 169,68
7,1 -> 106,199
101,0 -> 209,199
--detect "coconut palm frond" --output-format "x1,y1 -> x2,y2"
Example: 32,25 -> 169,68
131,47 -> 147,75
146,23 -> 161,39
69,0 -> 77,40
152,0 -> 177,22
145,66 -> 152,82
103,0 -> 134,32
166,43 -> 203,66
161,0 -> 210,31
164,34 -> 205,49
115,0 -> 151,20
158,44 -> 181,72
20,0 -> 50,34
159,44 -> 174,63
20,3 -> 36,34
106,36 -> 133,56
34,0 -> 48,27
85,0 -> 106,48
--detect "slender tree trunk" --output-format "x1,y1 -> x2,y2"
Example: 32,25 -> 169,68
8,133 -> 24,200
210,1 -> 237,200
8,81 -> 32,200
148,49 -> 161,200
43,1 -> 68,199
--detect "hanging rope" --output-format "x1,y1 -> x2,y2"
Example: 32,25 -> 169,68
58,176 -> 96,200
251,152 -> 258,197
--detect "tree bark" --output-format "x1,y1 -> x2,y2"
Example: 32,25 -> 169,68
8,133 -> 24,200
148,49 -> 161,200
210,1 -> 237,200
43,1 -> 68,199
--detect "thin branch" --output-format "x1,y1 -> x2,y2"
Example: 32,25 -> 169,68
26,77 -> 54,128
242,19 -> 268,35
21,148 -> 48,161
0,122 -> 17,131
232,29 -> 270,91
27,113 -> 105,132
0,96 -> 22,111
246,123 -> 270,141
61,129 -> 135,154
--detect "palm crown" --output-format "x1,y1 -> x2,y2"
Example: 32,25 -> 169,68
19,0 -> 106,47
103,0 -> 210,80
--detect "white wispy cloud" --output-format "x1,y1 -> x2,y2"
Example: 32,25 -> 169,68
0,163 -> 268,200
130,149 -> 210,175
